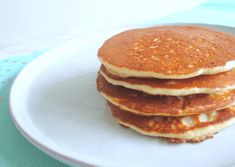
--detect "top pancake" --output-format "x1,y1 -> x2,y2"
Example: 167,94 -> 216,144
98,25 -> 235,79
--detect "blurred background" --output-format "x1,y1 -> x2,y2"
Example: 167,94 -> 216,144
1,0 -> 234,58
0,0 -> 207,57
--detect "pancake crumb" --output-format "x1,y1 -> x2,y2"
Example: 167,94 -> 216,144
188,64 -> 194,68
149,45 -> 158,49
167,70 -> 172,74
148,120 -> 155,127
208,111 -> 218,121
153,37 -> 160,42
164,55 -> 169,58
181,116 -> 195,127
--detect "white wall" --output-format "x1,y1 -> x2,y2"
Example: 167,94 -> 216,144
0,0 -> 205,55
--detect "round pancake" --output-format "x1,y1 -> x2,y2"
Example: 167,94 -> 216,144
108,103 -> 235,143
98,25 -> 235,79
100,65 -> 235,96
97,73 -> 235,116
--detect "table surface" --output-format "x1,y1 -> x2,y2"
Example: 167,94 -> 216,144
0,0 -> 235,167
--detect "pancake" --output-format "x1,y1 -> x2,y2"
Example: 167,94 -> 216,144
109,103 -> 235,143
100,65 -> 235,96
97,73 -> 235,116
98,25 -> 235,79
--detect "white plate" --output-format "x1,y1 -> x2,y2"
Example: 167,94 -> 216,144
10,24 -> 235,167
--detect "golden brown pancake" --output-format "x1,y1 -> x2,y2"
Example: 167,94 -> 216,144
109,103 -> 235,143
97,73 -> 235,116
98,25 -> 235,79
100,65 -> 235,96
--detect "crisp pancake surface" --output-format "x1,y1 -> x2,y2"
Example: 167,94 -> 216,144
98,25 -> 235,79
109,103 -> 235,142
100,65 -> 235,96
97,74 -> 235,116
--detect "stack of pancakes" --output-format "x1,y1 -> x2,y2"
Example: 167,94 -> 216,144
96,25 -> 235,143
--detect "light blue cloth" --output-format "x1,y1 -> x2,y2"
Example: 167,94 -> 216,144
1,0 -> 234,166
